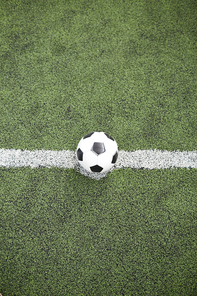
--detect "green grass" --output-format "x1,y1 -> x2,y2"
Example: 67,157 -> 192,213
1,167 -> 197,295
0,0 -> 196,151
0,0 -> 197,295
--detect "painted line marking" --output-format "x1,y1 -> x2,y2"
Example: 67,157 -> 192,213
0,149 -> 196,169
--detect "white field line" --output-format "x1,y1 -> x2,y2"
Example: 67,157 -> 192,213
0,149 -> 196,169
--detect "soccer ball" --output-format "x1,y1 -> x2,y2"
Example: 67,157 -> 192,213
76,132 -> 118,173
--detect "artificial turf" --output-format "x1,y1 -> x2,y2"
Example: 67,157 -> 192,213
0,0 -> 197,295
1,167 -> 197,295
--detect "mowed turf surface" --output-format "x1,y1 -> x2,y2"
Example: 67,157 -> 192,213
0,0 -> 197,295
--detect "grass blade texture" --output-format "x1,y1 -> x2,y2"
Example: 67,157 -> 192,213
0,0 -> 197,295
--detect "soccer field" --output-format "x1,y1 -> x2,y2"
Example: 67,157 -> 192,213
0,0 -> 197,295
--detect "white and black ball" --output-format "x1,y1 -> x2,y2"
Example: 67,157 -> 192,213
76,132 -> 118,173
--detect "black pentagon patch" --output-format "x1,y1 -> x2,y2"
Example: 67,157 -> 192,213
83,132 -> 94,139
77,148 -> 83,161
112,151 -> 118,163
104,132 -> 114,141
90,165 -> 103,172
92,142 -> 105,155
